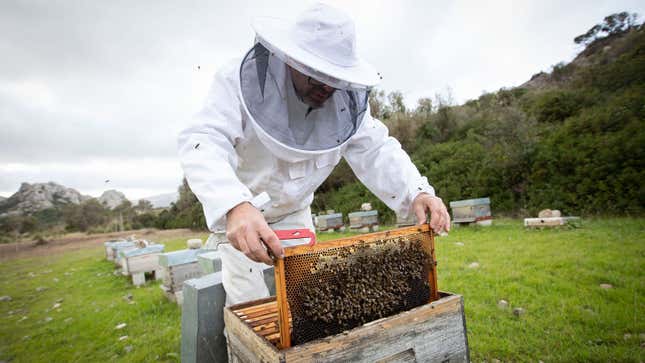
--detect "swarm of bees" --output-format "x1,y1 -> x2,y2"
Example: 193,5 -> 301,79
289,238 -> 431,344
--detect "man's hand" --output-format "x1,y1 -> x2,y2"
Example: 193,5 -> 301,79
226,202 -> 283,265
412,193 -> 451,234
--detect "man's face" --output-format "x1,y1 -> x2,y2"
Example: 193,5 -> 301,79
288,66 -> 336,109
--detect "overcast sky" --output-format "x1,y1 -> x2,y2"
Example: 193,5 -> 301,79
1,0 -> 643,199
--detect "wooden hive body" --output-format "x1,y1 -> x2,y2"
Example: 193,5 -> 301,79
224,292 -> 469,362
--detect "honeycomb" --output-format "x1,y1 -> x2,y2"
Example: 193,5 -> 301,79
281,228 -> 436,345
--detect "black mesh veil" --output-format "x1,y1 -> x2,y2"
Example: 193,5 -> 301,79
239,43 -> 369,153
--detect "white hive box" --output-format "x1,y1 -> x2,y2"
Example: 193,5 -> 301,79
110,241 -> 138,266
104,239 -> 127,261
348,210 -> 379,232
316,213 -> 344,232
158,249 -> 207,304
449,197 -> 492,226
120,244 -> 165,286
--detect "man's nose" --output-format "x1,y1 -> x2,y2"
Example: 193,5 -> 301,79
321,84 -> 335,93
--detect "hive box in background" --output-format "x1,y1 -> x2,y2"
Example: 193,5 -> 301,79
158,248 -> 207,304
103,239 -> 127,261
348,210 -> 379,232
449,197 -> 492,226
316,213 -> 344,233
119,244 -> 165,286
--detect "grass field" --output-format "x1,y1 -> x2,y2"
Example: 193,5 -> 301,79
0,218 -> 643,362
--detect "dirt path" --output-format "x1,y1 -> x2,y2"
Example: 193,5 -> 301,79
0,228 -> 200,262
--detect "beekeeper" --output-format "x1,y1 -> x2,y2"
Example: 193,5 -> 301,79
178,3 -> 450,305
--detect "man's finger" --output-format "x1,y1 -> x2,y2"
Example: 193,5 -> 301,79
245,229 -> 272,265
259,226 -> 284,260
431,209 -> 446,234
414,201 -> 427,225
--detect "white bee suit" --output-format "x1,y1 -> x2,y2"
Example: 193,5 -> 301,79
177,4 -> 436,305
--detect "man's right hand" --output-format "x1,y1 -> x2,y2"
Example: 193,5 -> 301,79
225,202 -> 283,265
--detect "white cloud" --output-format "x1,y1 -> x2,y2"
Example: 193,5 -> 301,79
1,0 -> 644,197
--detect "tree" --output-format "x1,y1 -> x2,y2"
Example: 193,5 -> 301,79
574,12 -> 640,45
415,98 -> 433,116
388,91 -> 406,114
134,199 -> 154,213
368,89 -> 391,119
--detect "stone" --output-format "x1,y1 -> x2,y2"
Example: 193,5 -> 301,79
36,286 -> 47,292
186,239 -> 203,249
52,303 -> 61,309
497,299 -> 509,309
599,283 -> 613,289
467,262 -> 480,269
115,323 -> 127,330
124,345 -> 133,353
513,307 -> 525,317
538,209 -> 553,218
118,336 -> 128,341
0,296 -> 11,302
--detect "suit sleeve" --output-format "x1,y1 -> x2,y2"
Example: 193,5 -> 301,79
177,62 -> 253,231
342,109 -> 435,219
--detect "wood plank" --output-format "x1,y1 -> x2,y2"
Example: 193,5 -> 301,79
274,257 -> 291,348
235,300 -> 276,314
284,225 -> 431,257
283,294 -> 468,362
224,305 -> 281,361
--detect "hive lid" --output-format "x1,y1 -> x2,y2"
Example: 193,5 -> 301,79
121,244 -> 164,257
158,248 -> 207,267
449,197 -> 491,208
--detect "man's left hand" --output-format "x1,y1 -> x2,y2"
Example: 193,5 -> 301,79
412,193 -> 451,234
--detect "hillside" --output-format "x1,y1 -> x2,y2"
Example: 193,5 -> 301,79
0,182 -> 91,217
313,21 -> 645,223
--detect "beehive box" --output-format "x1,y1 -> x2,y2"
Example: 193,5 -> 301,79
449,197 -> 492,225
316,213 -> 344,232
104,239 -> 127,260
120,244 -> 165,286
224,292 -> 469,362
110,241 -> 138,266
158,249 -> 207,304
348,210 -> 379,232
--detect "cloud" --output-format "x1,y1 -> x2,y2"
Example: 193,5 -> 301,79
1,0 -> 644,197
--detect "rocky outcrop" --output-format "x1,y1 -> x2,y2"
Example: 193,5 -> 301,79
0,182 -> 91,216
98,190 -> 127,209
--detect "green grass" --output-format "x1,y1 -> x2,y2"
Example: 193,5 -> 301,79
1,219 -> 643,362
